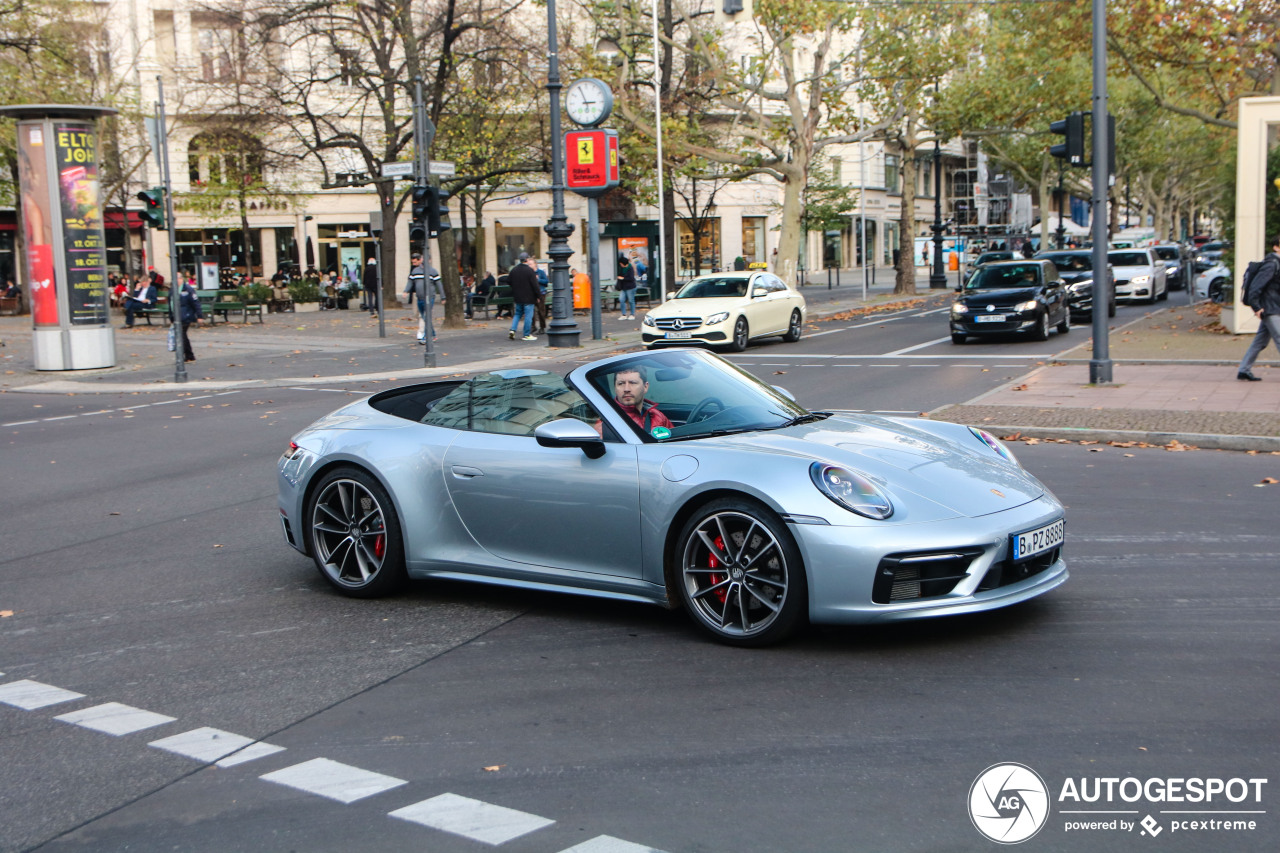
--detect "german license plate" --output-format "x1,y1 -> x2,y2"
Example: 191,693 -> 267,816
1010,518 -> 1064,562
975,314 -> 1006,323
665,331 -> 692,339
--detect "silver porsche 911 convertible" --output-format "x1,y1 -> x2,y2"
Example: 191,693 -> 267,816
278,348 -> 1066,646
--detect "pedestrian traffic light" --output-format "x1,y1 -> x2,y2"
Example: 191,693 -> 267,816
409,183 -> 430,244
427,186 -> 451,238
137,187 -> 166,230
1049,113 -> 1086,166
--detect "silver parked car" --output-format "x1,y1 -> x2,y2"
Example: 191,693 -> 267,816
278,349 -> 1067,645
1108,248 -> 1168,303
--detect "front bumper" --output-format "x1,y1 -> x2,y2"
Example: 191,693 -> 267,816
643,329 -> 729,345
796,496 -> 1068,625
951,310 -> 1041,335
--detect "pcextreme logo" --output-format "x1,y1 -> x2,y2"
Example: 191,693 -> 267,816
969,764 -> 1269,844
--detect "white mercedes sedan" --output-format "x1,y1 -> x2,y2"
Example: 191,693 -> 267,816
642,272 -> 806,352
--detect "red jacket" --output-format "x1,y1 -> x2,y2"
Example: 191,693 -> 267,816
618,399 -> 672,433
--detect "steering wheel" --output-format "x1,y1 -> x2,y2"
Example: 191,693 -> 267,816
688,396 -> 726,424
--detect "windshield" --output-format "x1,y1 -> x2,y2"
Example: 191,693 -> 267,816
674,276 -> 750,299
584,349 -> 808,441
1109,252 -> 1149,267
976,252 -> 1012,265
965,264 -> 1042,290
1153,247 -> 1180,261
1038,253 -> 1092,272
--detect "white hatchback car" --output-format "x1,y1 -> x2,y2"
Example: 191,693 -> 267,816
1108,248 -> 1168,304
642,272 -> 807,351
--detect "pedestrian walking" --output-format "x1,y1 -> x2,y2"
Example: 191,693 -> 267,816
616,253 -> 637,319
403,252 -> 442,343
1236,233 -> 1280,381
362,257 -> 379,315
507,252 -> 540,341
177,271 -> 203,362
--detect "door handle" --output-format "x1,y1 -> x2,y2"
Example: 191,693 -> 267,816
450,465 -> 484,479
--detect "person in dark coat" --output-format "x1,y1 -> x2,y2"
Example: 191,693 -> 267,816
507,253 -> 541,340
616,254 -> 637,319
362,258 -> 380,315
177,272 -> 204,362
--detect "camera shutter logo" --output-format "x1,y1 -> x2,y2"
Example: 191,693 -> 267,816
969,763 -> 1050,844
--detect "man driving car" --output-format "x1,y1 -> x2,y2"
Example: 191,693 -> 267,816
612,366 -> 673,434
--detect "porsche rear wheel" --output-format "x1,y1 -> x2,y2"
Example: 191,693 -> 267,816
676,499 -> 806,646
308,467 -> 405,597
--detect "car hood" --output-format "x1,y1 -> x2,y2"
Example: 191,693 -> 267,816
1060,272 -> 1093,285
957,286 -> 1040,305
647,296 -> 745,318
705,416 -> 1045,517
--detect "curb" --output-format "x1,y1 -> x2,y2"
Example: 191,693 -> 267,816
926,423 -> 1280,454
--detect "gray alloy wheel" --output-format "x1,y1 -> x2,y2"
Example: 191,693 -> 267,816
1032,310 -> 1051,341
676,500 -> 806,646
727,316 -> 750,352
1057,309 -> 1070,335
308,468 -> 405,597
782,309 -> 803,343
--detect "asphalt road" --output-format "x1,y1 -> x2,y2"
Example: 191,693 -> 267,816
3,298 -> 1277,852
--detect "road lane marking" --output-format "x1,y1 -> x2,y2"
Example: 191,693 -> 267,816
55,702 -> 176,735
261,757 -> 407,803
150,727 -> 283,764
885,336 -> 954,355
389,792 -> 555,845
0,679 -> 85,709
559,836 -> 670,853
217,741 -> 289,767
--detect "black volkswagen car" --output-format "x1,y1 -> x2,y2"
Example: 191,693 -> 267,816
1035,250 -> 1116,319
950,259 -> 1070,344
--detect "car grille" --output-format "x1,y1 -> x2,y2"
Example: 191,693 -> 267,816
873,549 -> 984,604
977,546 -> 1061,591
653,317 -> 704,331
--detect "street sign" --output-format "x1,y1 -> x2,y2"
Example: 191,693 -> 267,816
427,161 -> 456,177
380,161 -> 415,178
565,129 -> 619,198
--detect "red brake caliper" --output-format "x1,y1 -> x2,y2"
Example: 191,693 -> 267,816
373,533 -> 386,560
707,535 -> 728,604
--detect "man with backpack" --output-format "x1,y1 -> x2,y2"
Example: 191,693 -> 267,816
1237,234 -> 1280,381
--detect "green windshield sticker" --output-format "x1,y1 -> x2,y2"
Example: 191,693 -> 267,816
651,426 -> 672,440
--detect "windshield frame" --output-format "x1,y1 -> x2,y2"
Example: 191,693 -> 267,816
1108,252 -> 1151,267
672,275 -> 754,300
578,348 -> 809,443
964,263 -> 1045,290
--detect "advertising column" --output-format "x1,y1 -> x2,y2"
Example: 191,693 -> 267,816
10,109 -> 116,370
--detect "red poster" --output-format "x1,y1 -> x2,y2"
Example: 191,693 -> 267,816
17,123 -> 60,326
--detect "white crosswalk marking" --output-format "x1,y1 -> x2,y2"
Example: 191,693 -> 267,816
216,741 -> 288,767
0,679 -> 85,710
261,758 -> 406,803
55,702 -> 176,735
149,727 -> 283,765
389,792 -> 555,845
558,836 -> 670,853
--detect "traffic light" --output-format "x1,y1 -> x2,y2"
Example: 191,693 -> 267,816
409,183 -> 430,244
427,186 -> 451,238
137,187 -> 166,230
1049,113 -> 1086,166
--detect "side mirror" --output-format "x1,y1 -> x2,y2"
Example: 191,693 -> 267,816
752,286 -> 768,298
535,418 -> 606,459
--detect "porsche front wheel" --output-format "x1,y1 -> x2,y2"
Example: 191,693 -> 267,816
307,467 -> 406,597
676,499 -> 806,646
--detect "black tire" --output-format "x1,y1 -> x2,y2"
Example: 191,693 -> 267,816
951,332 -> 967,344
1031,311 -> 1051,341
1158,280 -> 1169,301
1108,297 -> 1116,318
307,467 -> 406,598
1056,309 -> 1070,335
782,309 -> 802,343
674,498 -> 807,646
1209,280 -> 1226,304
727,316 -> 749,352
1146,283 -> 1158,304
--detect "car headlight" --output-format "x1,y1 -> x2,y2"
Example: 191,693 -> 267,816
809,462 -> 893,520
706,311 -> 730,325
951,302 -> 969,314
968,427 -> 1020,466
1131,274 -> 1150,285
1166,267 -> 1178,275
642,314 -> 656,327
1067,279 -> 1092,293
1014,300 -> 1038,313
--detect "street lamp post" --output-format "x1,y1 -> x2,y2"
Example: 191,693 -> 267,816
929,134 -> 947,289
543,0 -> 580,347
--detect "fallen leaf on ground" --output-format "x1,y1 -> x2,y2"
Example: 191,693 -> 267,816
483,765 -> 505,772
0,610 -> 13,618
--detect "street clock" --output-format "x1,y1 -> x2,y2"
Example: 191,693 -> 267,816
565,78 -> 613,127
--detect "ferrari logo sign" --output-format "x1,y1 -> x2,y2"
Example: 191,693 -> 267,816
565,129 -> 620,198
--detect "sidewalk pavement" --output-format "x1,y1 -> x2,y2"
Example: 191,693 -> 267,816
3,282 -> 1278,451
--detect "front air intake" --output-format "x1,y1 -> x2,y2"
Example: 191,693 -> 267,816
872,549 -> 984,604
